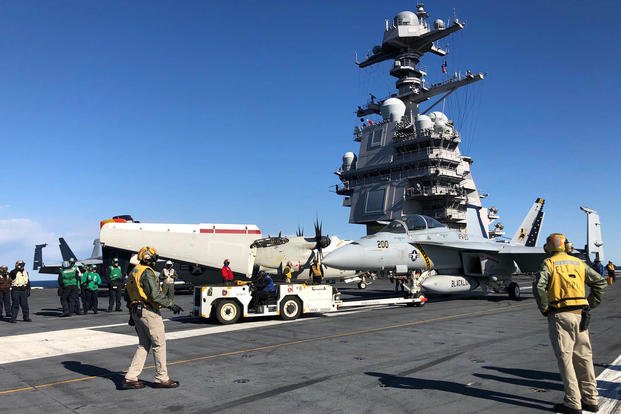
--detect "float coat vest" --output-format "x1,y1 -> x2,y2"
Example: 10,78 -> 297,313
12,270 -> 29,288
109,266 -> 122,281
311,265 -> 322,277
61,268 -> 79,287
283,266 -> 292,280
86,272 -> 101,291
126,264 -> 161,310
544,252 -> 589,309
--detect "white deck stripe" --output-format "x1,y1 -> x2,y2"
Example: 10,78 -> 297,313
0,317 -> 316,365
0,304 -> 399,365
597,353 -> 621,413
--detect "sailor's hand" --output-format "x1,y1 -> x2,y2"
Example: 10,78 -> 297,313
169,304 -> 183,314
540,308 -> 549,317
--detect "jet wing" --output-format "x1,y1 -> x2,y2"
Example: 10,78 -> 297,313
78,258 -> 103,266
413,240 -> 502,253
414,241 -> 546,274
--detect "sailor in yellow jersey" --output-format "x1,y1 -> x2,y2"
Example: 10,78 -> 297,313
283,261 -> 293,283
606,260 -> 615,285
309,258 -> 323,284
121,246 -> 183,390
534,233 -> 606,414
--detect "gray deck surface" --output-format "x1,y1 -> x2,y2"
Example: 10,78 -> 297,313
0,278 -> 619,413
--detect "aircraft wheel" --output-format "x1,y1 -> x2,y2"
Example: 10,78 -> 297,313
280,296 -> 302,320
358,281 -> 367,289
215,299 -> 241,324
508,282 -> 521,300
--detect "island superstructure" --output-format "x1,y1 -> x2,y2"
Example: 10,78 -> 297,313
335,4 -> 500,237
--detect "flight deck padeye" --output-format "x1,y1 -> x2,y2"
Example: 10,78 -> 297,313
335,5 -> 496,237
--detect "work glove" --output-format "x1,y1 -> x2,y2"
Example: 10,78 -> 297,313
540,308 -> 549,317
128,316 -> 135,326
169,304 -> 183,314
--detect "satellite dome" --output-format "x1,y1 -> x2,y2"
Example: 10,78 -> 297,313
380,98 -> 406,122
394,11 -> 418,26
429,111 -> 448,125
434,19 -> 445,30
415,114 -> 433,131
342,152 -> 356,171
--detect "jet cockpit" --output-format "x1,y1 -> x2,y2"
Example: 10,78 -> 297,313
380,215 -> 447,234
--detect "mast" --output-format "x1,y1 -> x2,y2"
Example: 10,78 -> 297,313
335,4 -> 494,236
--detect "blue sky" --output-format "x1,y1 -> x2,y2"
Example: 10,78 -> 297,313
1,1 -> 619,279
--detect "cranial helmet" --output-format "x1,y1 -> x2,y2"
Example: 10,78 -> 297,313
137,246 -> 158,265
544,233 -> 570,253
69,258 -> 76,264
165,260 -> 173,267
62,260 -> 71,269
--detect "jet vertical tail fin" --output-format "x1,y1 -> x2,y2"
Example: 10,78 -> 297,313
59,237 -> 77,261
580,206 -> 604,261
33,243 -> 47,270
512,198 -> 545,246
90,239 -> 102,260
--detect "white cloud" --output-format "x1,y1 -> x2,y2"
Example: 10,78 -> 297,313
0,218 -> 50,245
0,218 -> 95,278
0,218 -> 55,268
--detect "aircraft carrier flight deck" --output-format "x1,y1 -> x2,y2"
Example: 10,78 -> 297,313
1,279 -> 619,414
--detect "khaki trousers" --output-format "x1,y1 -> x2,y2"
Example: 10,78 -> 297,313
162,283 -> 175,301
548,311 -> 598,409
125,308 -> 169,383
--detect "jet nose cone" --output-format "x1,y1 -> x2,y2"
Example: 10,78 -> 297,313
323,244 -> 363,270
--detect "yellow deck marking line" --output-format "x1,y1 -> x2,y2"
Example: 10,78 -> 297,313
0,302 -> 529,395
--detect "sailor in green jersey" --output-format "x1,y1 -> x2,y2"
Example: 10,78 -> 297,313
84,265 -> 101,314
58,261 -> 79,317
69,258 -> 84,315
108,258 -> 124,312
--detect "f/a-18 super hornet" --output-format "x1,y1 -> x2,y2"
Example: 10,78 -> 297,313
33,238 -> 103,274
322,199 -> 598,300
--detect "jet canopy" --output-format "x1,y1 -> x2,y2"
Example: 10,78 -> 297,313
381,215 -> 446,233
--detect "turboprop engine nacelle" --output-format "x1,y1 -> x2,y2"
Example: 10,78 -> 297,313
420,275 -> 479,294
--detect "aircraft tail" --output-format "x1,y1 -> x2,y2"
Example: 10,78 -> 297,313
90,239 -> 102,260
33,243 -> 47,270
511,198 -> 545,246
580,206 -> 604,261
59,237 -> 77,261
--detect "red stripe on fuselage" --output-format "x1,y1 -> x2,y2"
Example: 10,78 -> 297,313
199,228 -> 261,235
